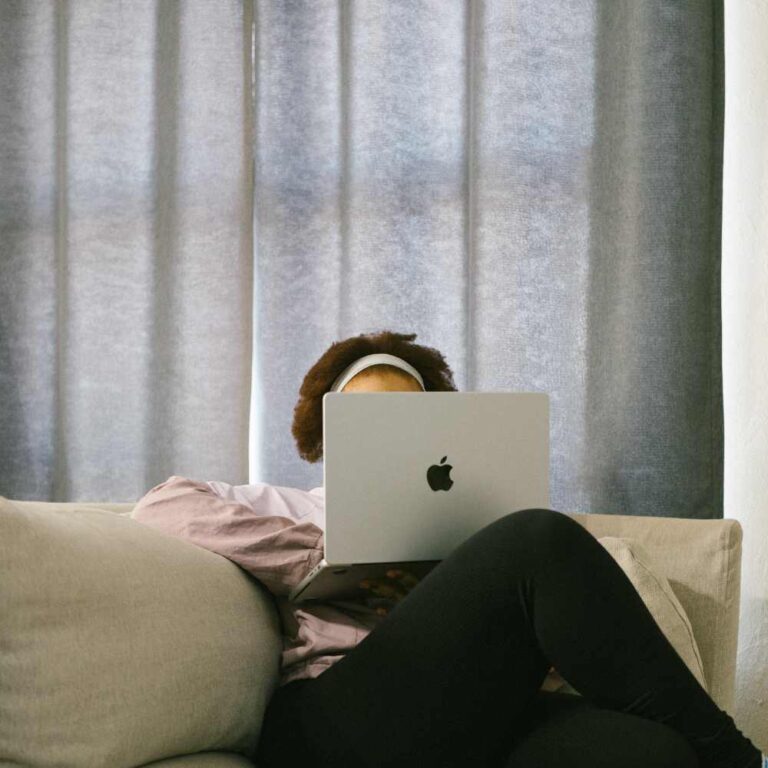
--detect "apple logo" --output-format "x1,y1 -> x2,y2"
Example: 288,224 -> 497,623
427,455 -> 453,491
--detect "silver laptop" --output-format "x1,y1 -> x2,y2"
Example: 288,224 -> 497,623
289,391 -> 549,602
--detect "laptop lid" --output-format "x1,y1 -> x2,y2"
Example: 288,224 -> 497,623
322,391 -> 549,565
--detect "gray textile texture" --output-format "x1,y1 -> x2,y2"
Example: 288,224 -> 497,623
0,1 -> 724,519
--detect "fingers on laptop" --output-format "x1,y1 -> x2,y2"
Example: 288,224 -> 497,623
387,569 -> 420,589
361,595 -> 394,616
359,570 -> 420,600
360,580 -> 402,599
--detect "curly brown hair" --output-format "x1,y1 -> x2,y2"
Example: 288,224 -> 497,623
292,330 -> 458,463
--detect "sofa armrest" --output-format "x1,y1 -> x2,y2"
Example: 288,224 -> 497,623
567,512 -> 742,713
1,496 -> 282,766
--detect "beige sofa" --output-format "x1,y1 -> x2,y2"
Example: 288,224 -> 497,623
0,496 -> 743,768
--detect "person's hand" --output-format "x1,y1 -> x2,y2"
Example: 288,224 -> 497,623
359,569 -> 421,616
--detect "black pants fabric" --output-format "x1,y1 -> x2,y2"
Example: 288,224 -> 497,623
254,508 -> 760,768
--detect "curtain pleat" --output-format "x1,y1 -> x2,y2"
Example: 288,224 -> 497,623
584,0 -> 724,517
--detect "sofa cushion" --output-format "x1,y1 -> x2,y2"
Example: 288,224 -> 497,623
0,496 -> 282,768
552,535 -> 707,696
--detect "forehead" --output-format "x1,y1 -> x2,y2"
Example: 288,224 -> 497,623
345,364 -> 421,390
357,364 -> 416,382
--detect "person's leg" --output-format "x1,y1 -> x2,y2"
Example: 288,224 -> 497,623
255,508 -> 760,768
504,690 -> 700,768
514,512 -> 759,768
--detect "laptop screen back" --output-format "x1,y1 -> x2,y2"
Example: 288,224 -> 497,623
322,391 -> 549,564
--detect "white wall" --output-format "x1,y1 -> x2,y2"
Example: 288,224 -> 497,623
722,0 -> 768,751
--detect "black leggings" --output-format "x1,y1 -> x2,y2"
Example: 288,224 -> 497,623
255,508 -> 760,768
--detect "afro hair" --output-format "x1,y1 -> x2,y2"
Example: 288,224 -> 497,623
291,330 -> 458,463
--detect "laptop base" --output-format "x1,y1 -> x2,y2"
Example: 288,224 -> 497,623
289,559 -> 440,603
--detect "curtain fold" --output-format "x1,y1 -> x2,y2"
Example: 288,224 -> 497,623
0,0 -> 253,501
584,0 -> 724,518
0,0 -> 723,519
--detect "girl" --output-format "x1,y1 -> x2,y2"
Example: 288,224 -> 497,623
131,330 -> 763,768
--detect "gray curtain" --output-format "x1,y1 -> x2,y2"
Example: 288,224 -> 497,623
0,0 -> 254,501
1,0 -> 723,519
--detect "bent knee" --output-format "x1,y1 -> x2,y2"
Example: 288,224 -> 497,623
489,507 -> 581,543
449,507 -> 589,572
471,507 -> 585,563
